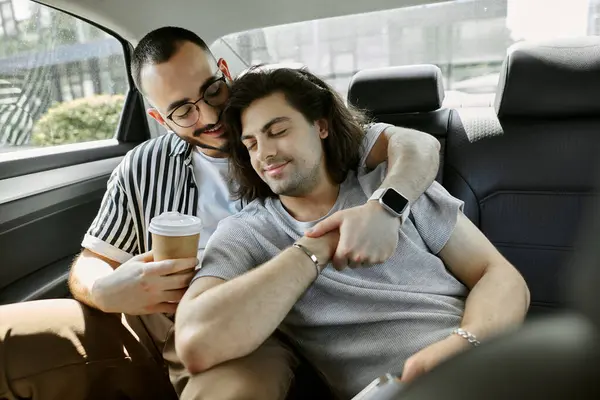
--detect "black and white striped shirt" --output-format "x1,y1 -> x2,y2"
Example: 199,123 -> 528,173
82,133 -> 201,263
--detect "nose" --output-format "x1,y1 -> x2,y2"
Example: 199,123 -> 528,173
197,101 -> 220,126
255,137 -> 277,163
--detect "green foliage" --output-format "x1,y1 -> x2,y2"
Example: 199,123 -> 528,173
31,94 -> 124,146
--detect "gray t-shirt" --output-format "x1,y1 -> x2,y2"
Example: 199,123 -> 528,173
195,124 -> 468,398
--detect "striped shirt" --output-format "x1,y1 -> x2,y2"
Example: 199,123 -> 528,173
82,133 -> 200,263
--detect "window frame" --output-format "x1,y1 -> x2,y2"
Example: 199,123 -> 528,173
0,1 -> 150,180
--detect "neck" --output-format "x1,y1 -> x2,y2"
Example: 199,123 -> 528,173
279,171 -> 340,222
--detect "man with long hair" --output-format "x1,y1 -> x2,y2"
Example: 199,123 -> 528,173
0,28 -> 443,400
176,67 -> 531,398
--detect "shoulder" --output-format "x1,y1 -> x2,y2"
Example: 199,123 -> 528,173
205,203 -> 269,259
217,198 -> 270,232
410,181 -> 464,254
114,133 -> 182,181
125,133 -> 180,167
359,122 -> 394,167
211,198 -> 280,246
363,122 -> 393,136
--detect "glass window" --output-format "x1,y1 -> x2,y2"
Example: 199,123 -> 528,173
0,0 -> 128,154
217,0 -> 600,100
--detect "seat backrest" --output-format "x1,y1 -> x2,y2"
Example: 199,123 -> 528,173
347,64 -> 449,183
443,36 -> 600,316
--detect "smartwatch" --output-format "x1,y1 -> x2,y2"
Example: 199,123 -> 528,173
369,188 -> 410,223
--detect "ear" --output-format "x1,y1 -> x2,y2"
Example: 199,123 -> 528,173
147,108 -> 167,127
316,119 -> 329,139
218,58 -> 233,81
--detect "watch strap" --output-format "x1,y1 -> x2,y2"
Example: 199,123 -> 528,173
370,188 -> 386,201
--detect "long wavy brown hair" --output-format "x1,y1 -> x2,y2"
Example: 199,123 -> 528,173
223,66 -> 369,204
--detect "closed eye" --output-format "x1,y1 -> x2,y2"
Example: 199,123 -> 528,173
270,129 -> 287,136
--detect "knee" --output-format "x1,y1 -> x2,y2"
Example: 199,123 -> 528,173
181,374 -> 279,400
179,358 -> 294,400
179,336 -> 297,400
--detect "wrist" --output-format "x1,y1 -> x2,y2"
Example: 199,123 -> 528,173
449,327 -> 481,348
295,237 -> 326,265
286,245 -> 321,281
366,200 -> 402,226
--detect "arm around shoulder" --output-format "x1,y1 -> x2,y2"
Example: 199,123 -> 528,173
366,125 -> 440,203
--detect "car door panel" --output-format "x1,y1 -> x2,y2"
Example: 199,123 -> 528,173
0,156 -> 125,305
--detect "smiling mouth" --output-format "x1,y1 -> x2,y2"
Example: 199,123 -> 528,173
203,123 -> 223,135
263,162 -> 289,176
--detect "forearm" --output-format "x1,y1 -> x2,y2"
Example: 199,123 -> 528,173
381,129 -> 440,203
177,246 -> 317,372
68,249 -> 118,311
459,263 -> 530,340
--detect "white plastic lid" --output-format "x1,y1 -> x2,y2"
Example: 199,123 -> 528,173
148,212 -> 203,237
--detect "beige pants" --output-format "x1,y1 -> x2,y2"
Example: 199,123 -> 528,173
0,299 -> 298,400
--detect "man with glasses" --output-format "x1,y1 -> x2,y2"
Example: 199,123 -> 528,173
0,27 -> 441,400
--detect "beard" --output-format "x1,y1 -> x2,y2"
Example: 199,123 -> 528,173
265,159 -> 321,197
172,110 -> 230,154
189,134 -> 230,154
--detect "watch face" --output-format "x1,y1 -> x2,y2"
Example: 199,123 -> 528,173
382,189 -> 408,214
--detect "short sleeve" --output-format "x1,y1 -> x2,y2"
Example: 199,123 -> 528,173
409,181 -> 464,254
81,160 -> 138,263
192,216 -> 262,283
359,122 -> 393,168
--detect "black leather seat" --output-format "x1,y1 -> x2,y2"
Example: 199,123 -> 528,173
443,36 -> 600,316
348,64 -> 449,183
396,118 -> 600,400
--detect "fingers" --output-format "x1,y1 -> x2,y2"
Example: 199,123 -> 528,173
147,257 -> 198,276
400,357 -> 425,383
348,258 -> 365,269
162,271 -> 196,290
305,212 -> 343,238
133,250 -> 154,263
333,247 -> 373,270
332,251 -> 348,271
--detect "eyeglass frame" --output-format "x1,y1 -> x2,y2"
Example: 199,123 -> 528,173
165,74 -> 229,128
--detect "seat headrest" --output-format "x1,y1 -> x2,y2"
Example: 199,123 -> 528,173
495,36 -> 600,118
348,64 -> 445,115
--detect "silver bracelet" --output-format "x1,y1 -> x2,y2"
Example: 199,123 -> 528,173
452,328 -> 481,347
292,243 -> 321,277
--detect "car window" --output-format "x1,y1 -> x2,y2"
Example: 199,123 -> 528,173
0,0 -> 128,155
215,0 -> 599,100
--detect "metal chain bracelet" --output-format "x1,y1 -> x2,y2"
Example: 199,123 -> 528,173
452,328 -> 481,347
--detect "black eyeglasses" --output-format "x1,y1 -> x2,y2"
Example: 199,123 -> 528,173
166,75 -> 229,128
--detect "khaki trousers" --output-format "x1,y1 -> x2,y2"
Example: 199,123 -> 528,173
0,299 -> 297,400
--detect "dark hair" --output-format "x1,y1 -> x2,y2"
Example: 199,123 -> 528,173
131,26 -> 212,93
224,66 -> 369,204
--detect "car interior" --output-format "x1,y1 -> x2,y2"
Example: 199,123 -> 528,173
1,0 -> 600,398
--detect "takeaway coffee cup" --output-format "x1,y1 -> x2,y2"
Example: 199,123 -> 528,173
148,211 -> 203,261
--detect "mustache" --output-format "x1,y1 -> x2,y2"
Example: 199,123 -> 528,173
193,110 -> 224,137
